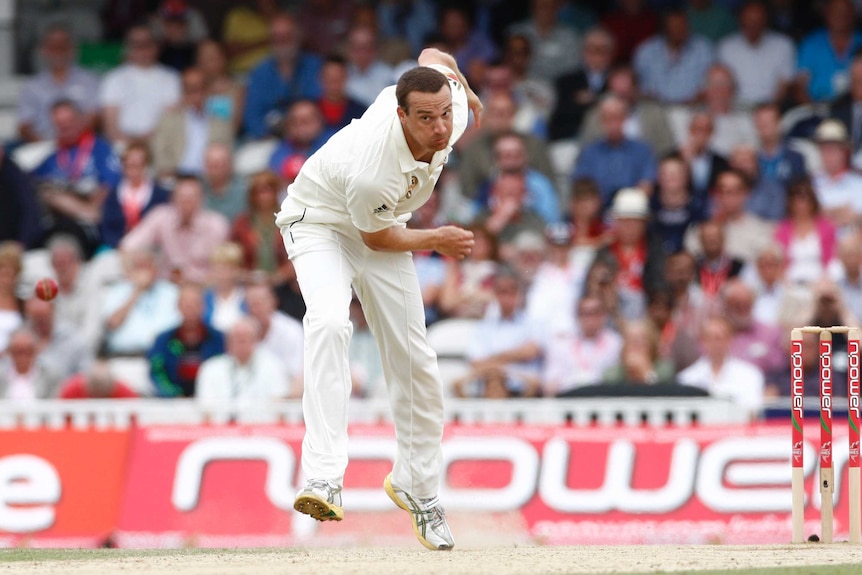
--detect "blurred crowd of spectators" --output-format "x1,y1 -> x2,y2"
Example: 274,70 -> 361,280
3,0 -> 862,417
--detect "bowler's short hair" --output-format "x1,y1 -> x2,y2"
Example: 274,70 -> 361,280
396,67 -> 449,113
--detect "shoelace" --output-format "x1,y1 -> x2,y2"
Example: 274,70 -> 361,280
308,479 -> 340,498
418,497 -> 448,532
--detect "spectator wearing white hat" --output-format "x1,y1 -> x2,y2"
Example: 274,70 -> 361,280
588,188 -> 665,320
812,119 -> 862,231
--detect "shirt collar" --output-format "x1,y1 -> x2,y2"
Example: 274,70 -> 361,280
391,115 -> 451,173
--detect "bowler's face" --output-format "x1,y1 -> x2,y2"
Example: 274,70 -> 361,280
400,85 -> 453,158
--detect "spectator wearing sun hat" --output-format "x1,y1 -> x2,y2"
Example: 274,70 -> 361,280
588,188 -> 665,320
812,118 -> 862,230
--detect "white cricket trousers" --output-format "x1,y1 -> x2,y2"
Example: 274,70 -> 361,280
283,221 -> 444,499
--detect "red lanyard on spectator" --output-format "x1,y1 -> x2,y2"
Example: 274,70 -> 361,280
612,242 -> 646,291
57,132 -> 95,180
121,181 -> 148,231
700,258 -> 731,296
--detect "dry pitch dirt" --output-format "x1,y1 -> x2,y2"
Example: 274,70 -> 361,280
3,545 -> 862,575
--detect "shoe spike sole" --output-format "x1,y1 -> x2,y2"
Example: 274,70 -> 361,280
294,494 -> 344,522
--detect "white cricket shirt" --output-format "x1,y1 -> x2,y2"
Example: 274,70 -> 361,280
275,64 -> 468,236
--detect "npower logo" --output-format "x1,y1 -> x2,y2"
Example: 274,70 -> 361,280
169,435 -> 842,516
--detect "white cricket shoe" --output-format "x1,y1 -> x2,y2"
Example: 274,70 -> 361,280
384,473 -> 454,550
294,479 -> 344,521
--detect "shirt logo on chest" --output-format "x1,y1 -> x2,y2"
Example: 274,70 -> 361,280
406,175 -> 418,199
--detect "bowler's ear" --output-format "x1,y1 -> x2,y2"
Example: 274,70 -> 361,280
397,106 -> 407,123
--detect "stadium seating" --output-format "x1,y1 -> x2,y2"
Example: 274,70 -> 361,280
234,139 -> 278,177
426,318 -> 478,395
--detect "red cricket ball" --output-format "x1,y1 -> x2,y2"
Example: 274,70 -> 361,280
34,278 -> 59,302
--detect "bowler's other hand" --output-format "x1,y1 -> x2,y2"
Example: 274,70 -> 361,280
436,226 -> 474,259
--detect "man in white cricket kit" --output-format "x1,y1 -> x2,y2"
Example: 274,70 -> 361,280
275,48 -> 482,550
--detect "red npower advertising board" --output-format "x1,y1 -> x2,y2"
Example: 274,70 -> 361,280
0,423 -> 851,547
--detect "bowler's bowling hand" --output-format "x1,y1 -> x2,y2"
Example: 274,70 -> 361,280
467,90 -> 484,128
435,226 -> 475,259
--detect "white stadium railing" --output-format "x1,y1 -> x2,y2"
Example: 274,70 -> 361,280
0,397 -> 752,430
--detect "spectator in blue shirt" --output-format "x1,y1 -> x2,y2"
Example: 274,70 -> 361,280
474,131 -> 560,224
242,13 -> 323,139
754,102 -> 806,189
633,9 -> 714,104
573,95 -> 657,208
268,100 -> 334,185
797,0 -> 862,102
33,99 -> 121,258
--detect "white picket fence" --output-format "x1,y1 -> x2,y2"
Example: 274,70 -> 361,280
0,396 -> 752,430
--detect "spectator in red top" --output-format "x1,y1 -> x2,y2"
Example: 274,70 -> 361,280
317,55 -> 367,132
695,219 -> 745,299
601,0 -> 659,64
566,177 -> 608,249
100,142 -> 171,249
59,358 -> 138,399
231,171 -> 291,286
590,187 -> 665,320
